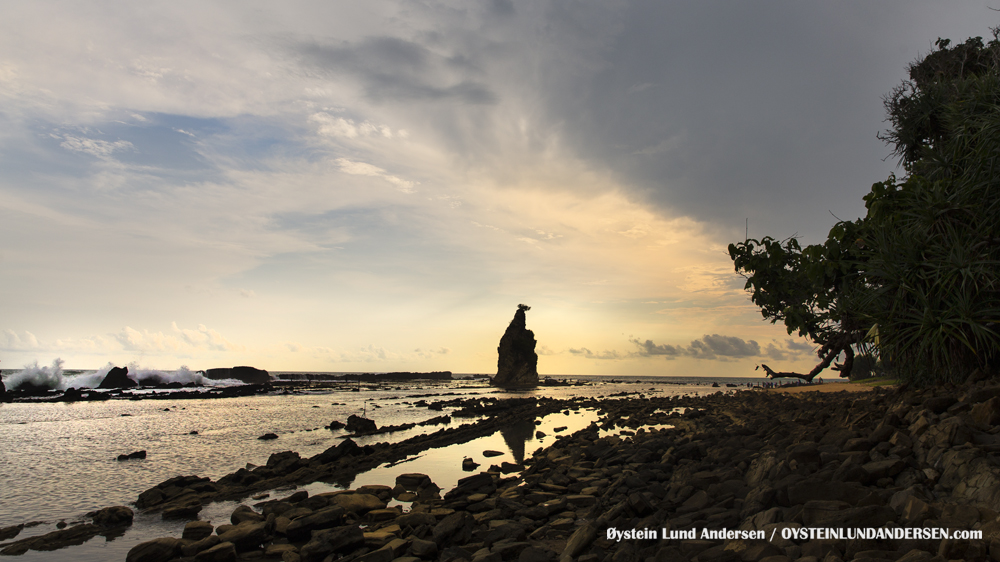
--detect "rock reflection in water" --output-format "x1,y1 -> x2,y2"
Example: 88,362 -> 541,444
499,415 -> 536,464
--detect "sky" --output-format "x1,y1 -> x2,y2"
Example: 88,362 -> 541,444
0,1 -> 996,377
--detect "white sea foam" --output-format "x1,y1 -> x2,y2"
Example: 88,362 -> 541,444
2,359 -> 244,389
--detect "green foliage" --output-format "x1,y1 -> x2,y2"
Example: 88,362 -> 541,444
732,29 -> 1000,385
728,221 -> 867,381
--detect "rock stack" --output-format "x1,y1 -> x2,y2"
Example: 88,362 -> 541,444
493,304 -> 539,388
98,366 -> 136,389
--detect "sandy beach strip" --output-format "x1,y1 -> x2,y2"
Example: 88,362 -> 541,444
767,381 -> 878,393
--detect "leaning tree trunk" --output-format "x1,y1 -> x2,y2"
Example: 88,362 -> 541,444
757,333 -> 855,382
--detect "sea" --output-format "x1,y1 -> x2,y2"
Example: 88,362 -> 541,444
0,363 -> 774,561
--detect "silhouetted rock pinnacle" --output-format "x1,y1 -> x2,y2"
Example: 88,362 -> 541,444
493,304 -> 538,388
99,366 -> 137,389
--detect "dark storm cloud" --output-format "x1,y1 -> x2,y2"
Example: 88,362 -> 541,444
294,36 -> 497,104
688,334 -> 761,360
630,338 -> 684,357
528,1 -> 918,238
630,334 -> 813,362
315,1 -> 988,242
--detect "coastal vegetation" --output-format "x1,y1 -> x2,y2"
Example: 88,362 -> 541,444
731,29 -> 1000,385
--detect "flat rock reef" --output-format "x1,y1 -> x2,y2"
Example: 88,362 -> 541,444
7,379 -> 1000,562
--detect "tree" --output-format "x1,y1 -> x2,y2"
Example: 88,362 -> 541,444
732,29 -> 1000,384
728,220 -> 868,382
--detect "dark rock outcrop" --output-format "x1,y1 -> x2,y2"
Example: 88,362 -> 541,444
117,450 -> 147,461
493,304 -> 539,388
205,366 -> 270,384
89,506 -> 134,528
98,366 -> 136,389
346,414 -> 377,434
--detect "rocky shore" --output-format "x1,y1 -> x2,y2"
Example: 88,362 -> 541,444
6,377 -> 1000,562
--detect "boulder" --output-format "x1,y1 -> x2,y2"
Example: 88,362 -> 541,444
396,473 -> 433,490
216,521 -> 268,552
117,450 -> 147,461
0,524 -> 101,555
299,525 -> 364,562
205,366 -> 270,384
284,506 -> 347,541
183,520 -> 215,541
230,505 -> 265,525
326,492 -> 386,514
99,366 -> 136,389
194,541 -> 238,562
346,414 -> 377,434
971,396 -> 1000,426
126,537 -> 183,562
314,438 -> 361,464
0,524 -> 23,541
90,505 -> 134,527
493,305 -> 539,388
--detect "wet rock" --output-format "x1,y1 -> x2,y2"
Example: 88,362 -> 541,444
518,546 -> 553,562
0,524 -> 102,555
284,506 -> 347,542
446,472 -> 496,500
99,366 -> 137,389
182,535 -> 221,557
397,511 -> 437,528
231,505 -> 265,524
559,522 -> 597,562
194,540 -> 238,562
0,524 -> 23,541
327,492 -> 386,514
432,511 -> 475,545
86,505 -> 133,528
347,414 -> 378,434
314,437 -> 361,464
117,450 -> 147,461
464,458 -> 480,471
216,520 -> 268,552
493,305 -> 539,388
183,520 -> 215,541
300,525 -> 365,562
396,473 -> 432,489
162,498 -> 203,519
971,396 -> 1000,426
205,366 -> 270,384
125,537 -> 183,562
862,458 -> 905,480
410,538 -> 439,558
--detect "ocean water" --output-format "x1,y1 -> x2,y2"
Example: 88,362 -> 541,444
0,369 -> 757,561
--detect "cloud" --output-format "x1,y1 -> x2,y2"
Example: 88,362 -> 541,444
629,334 -> 815,362
630,338 -> 684,358
688,334 -> 761,359
112,323 -> 244,353
57,135 -> 135,159
414,347 -> 450,359
311,113 -> 397,139
568,347 -> 623,360
294,36 -> 497,104
2,329 -> 40,350
335,158 -> 416,193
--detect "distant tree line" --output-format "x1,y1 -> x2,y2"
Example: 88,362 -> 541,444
730,30 -> 1000,385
